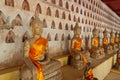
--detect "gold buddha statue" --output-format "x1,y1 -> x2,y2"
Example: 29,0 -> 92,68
21,12 -> 62,80
70,22 -> 87,69
102,29 -> 111,54
90,27 -> 105,59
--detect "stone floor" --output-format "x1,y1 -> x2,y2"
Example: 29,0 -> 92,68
104,69 -> 120,80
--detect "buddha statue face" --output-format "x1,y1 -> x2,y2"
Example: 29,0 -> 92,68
32,23 -> 42,36
74,22 -> 81,37
30,12 -> 43,37
92,28 -> 99,37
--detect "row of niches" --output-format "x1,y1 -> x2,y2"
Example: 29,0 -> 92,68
0,28 -> 72,44
4,0 -> 120,27
0,9 -> 96,31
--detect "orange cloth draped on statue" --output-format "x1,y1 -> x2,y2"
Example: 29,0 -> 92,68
86,68 -> 94,80
90,37 -> 98,53
29,37 -> 48,80
111,38 -> 114,44
93,38 -> 98,47
73,37 -> 87,65
115,38 -> 119,43
103,37 -> 108,48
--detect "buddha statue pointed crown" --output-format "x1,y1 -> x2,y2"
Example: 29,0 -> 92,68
115,32 -> 119,37
73,22 -> 81,35
103,28 -> 108,37
110,30 -> 115,38
30,11 -> 43,28
92,27 -> 99,37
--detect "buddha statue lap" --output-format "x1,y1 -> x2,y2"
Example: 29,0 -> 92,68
102,29 -> 111,54
90,27 -> 105,59
20,12 -> 62,80
70,22 -> 87,70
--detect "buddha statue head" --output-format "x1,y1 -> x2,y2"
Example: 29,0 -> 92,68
30,12 -> 43,37
73,22 -> 81,37
92,27 -> 99,37
110,30 -> 115,38
103,29 -> 108,37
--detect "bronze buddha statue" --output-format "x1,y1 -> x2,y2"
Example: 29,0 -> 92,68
70,22 -> 87,69
102,29 -> 111,54
90,27 -> 105,59
20,12 -> 62,80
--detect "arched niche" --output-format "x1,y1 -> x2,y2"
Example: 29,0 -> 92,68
66,2 -> 69,9
68,14 -> 71,21
78,0 -> 81,4
43,19 -> 47,28
78,17 -> 80,23
5,0 -> 14,7
71,5 -> 74,11
22,0 -> 30,11
36,3 -> 42,14
73,15 -> 76,22
59,22 -> 62,29
55,33 -> 58,41
67,34 -> 71,40
62,12 -> 66,19
51,0 -> 56,4
51,20 -> 55,29
46,7 -> 51,16
47,33 -> 51,41
59,0 -> 63,7
65,24 -> 68,30
6,30 -> 15,43
76,7 -> 79,13
11,14 -> 22,28
55,10 -> 59,18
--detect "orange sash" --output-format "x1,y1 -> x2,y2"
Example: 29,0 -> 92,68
74,37 -> 82,51
29,37 -> 48,80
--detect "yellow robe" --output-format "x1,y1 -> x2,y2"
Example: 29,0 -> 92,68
29,37 -> 48,80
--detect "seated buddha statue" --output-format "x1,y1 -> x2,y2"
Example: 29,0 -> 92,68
20,12 -> 62,80
90,27 -> 105,59
70,22 -> 87,70
102,29 -> 111,54
110,31 -> 116,53
114,32 -> 119,52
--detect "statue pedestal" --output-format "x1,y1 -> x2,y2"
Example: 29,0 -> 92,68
21,59 -> 62,80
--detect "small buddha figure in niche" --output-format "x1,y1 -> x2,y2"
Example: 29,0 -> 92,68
21,12 -> 62,80
90,27 -> 105,59
70,22 -> 87,69
102,29 -> 111,54
0,11 -> 5,25
11,14 -> 22,28
6,30 -> 15,43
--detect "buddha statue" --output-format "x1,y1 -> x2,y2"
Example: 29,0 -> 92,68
102,29 -> 111,54
20,12 -> 62,80
110,31 -> 117,53
114,32 -> 119,52
70,22 -> 87,70
90,27 -> 105,59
